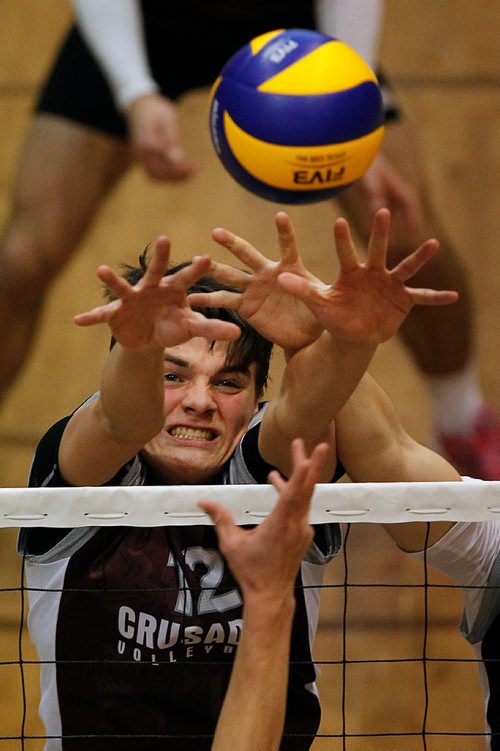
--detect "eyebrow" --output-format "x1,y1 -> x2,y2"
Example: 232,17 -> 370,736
164,354 -> 190,368
164,354 -> 251,377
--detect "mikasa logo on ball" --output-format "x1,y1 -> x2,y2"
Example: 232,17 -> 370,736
291,150 -> 348,186
293,166 -> 346,185
265,38 -> 299,64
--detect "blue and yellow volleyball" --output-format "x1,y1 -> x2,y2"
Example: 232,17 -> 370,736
209,28 -> 385,204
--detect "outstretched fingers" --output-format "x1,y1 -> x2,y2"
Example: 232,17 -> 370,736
189,311 -> 241,342
200,259 -> 251,289
188,289 -> 242,310
275,211 -> 301,265
142,236 -> 171,286
390,238 -> 439,282
74,265 -> 127,326
333,216 -> 361,273
365,207 -> 391,268
269,439 -> 329,518
405,287 -> 459,306
96,265 -> 133,300
74,299 -> 120,327
212,227 -> 267,271
291,440 -> 329,505
391,238 -> 459,306
300,440 -> 330,485
165,254 -> 212,291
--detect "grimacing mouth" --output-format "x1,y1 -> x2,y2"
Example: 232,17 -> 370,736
168,426 -> 218,442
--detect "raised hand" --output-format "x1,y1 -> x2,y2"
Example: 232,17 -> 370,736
74,236 -> 241,350
188,213 -> 324,353
198,438 -> 328,598
338,152 -> 424,240
277,208 -> 458,345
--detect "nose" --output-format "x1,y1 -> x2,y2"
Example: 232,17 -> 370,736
181,380 -> 217,415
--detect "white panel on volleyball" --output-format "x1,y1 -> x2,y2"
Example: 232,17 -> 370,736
1,481 -> 500,527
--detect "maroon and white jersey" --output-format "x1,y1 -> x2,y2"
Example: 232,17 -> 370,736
21,404 -> 343,749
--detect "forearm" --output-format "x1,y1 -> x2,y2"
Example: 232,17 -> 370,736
99,343 -> 166,443
277,335 -> 375,434
58,343 -> 165,486
72,0 -> 158,109
261,332 -> 375,475
213,596 -> 295,751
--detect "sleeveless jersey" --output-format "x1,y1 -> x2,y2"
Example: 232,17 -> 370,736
21,403 -> 343,750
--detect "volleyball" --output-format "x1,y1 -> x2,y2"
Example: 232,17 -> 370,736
209,28 -> 385,204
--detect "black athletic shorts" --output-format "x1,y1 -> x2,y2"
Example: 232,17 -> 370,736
36,0 -> 399,138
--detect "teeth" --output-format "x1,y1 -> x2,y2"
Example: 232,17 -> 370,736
170,427 -> 214,441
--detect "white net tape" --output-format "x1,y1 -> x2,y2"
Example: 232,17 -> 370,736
1,480 -> 500,527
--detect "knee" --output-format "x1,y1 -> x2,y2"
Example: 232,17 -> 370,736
0,209 -> 68,308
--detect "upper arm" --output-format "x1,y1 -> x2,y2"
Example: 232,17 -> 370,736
336,374 -> 461,482
58,397 -> 145,486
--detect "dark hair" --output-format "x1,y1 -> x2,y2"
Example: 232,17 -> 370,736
105,249 -> 273,398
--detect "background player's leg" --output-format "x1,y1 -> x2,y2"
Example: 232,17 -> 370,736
337,117 -> 500,479
0,114 -> 131,405
339,117 -> 471,374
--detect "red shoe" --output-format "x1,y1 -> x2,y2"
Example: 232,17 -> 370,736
438,407 -> 500,480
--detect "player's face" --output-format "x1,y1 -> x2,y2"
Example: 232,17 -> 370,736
142,337 -> 259,484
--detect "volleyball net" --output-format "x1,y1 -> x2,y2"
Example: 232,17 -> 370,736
1,481 -> 499,750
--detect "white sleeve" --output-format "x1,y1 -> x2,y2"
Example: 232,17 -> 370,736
314,0 -> 384,70
72,0 -> 159,110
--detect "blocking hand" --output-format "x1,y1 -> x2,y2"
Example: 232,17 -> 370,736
198,439 -> 328,599
74,236 -> 241,350
277,208 -> 458,345
188,213 -> 324,353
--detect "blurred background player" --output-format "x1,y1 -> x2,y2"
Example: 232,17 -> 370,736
0,0 -> 498,479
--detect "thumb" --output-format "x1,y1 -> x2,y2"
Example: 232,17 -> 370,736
277,272 -> 319,305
